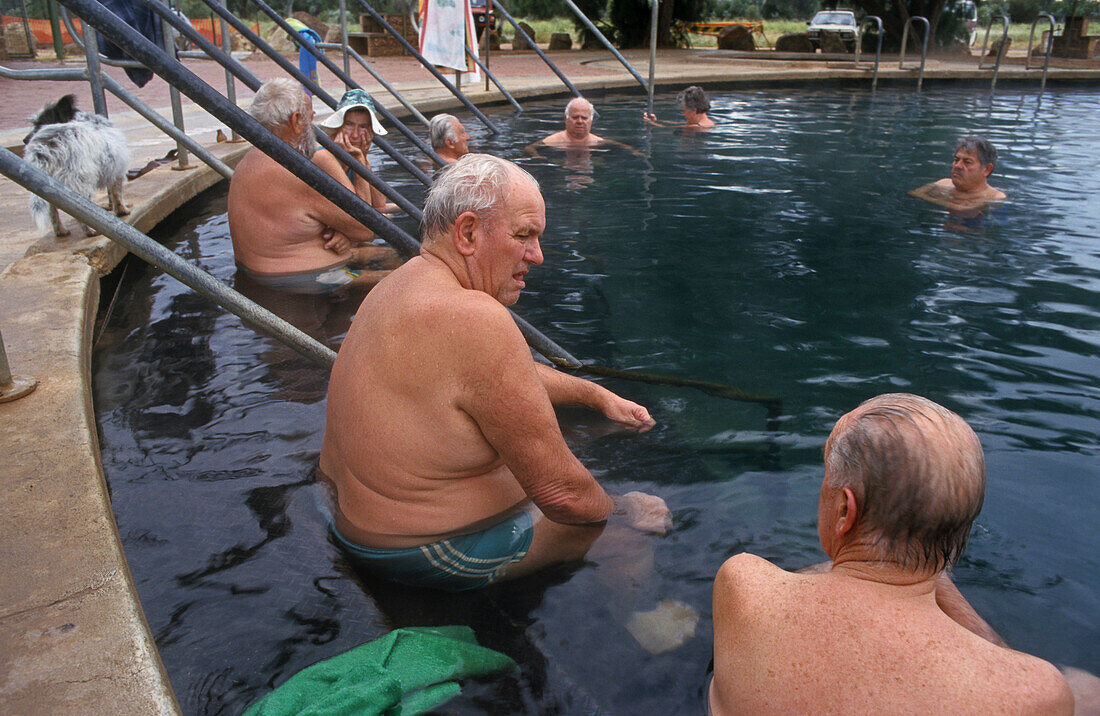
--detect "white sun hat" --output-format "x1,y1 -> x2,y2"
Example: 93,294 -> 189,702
318,89 -> 387,135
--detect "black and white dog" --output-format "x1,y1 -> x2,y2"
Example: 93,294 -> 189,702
22,94 -> 130,237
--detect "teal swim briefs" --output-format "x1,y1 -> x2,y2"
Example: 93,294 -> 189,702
331,510 -> 535,591
237,263 -> 361,295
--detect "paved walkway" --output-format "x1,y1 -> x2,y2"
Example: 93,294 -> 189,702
0,43 -> 1097,714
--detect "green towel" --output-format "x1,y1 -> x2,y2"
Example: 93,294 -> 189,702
243,626 -> 516,716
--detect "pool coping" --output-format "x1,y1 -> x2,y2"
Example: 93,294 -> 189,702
1,53 -> 1098,713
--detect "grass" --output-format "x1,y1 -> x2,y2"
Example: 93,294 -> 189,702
684,20 -> 1045,51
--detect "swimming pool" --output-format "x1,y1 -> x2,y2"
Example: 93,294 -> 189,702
94,86 -> 1100,713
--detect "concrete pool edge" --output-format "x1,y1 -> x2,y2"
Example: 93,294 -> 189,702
0,141 -> 247,714
1,61 -> 1098,712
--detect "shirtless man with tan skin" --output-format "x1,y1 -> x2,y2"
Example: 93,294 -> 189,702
428,113 -> 471,164
319,154 -> 670,591
643,85 -> 716,130
710,394 -> 1077,715
228,79 -> 386,295
527,97 -> 642,158
909,135 -> 1007,212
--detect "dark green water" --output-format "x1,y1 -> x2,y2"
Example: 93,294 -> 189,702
94,86 -> 1099,714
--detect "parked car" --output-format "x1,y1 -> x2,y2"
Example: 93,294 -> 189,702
806,10 -> 858,52
470,0 -> 498,36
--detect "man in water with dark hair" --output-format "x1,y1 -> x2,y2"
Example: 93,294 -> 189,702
909,135 -> 1007,211
643,85 -> 715,129
710,393 -> 1077,715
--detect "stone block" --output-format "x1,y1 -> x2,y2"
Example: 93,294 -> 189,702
718,24 -> 755,51
775,32 -> 814,53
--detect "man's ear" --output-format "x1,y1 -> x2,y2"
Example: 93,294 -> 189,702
983,164 -> 994,179
452,211 -> 479,256
837,487 -> 859,536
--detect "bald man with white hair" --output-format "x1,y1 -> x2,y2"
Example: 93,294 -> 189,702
710,394 -> 1079,715
320,153 -> 669,591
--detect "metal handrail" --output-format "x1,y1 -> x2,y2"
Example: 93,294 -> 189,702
489,0 -> 580,97
463,44 -> 524,114
59,0 -> 582,366
1026,13 -> 1056,93
898,15 -> 930,90
173,0 -> 435,185
354,0 -> 501,133
316,42 -> 431,127
0,62 -> 231,179
0,146 -> 336,368
978,14 -> 1010,95
60,5 -> 145,68
855,15 -> 883,89
240,0 -> 451,161
647,0 -> 658,114
138,0 -> 423,218
560,0 -> 648,92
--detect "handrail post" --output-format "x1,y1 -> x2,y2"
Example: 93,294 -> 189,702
82,26 -> 109,116
979,14 -> 1010,92
216,0 -> 240,141
338,0 -> 350,81
559,0 -> 649,92
47,0 -> 66,59
488,0 -> 580,97
1026,13 -> 1056,93
856,16 -> 883,90
160,2 -> 192,170
0,325 -> 38,404
648,0 -> 658,114
898,16 -> 929,90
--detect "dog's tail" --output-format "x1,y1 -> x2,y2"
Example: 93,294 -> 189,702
28,195 -> 53,232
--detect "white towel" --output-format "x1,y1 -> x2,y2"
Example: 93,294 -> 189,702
418,0 -> 480,80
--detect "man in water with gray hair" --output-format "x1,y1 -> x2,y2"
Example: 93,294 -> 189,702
320,153 -> 670,591
428,113 -> 471,164
228,79 -> 383,294
710,393 -> 1077,714
909,135 -> 1007,212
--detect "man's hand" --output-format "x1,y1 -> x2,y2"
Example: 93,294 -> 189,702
643,111 -> 658,125
601,394 -> 656,433
322,228 -> 351,255
615,491 -> 672,534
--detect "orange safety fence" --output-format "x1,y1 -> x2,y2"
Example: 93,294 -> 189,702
684,20 -> 765,36
1,15 -> 258,48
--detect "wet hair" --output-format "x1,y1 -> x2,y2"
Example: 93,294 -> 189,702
429,113 -> 460,150
823,393 -> 986,574
421,154 -> 539,242
677,86 -> 711,114
564,96 -> 596,120
955,135 -> 998,169
248,78 -> 309,130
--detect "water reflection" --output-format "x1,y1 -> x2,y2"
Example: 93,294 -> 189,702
94,87 -> 1100,712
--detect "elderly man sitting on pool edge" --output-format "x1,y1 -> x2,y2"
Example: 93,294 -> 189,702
228,79 -> 391,295
709,393 -> 1091,715
319,154 -> 670,591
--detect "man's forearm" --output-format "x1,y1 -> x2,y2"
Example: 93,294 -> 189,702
534,362 -> 607,410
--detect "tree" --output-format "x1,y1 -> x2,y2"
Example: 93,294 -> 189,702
846,0 -> 971,50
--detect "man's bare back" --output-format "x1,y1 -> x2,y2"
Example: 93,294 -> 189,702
319,255 -> 536,547
228,148 -> 363,275
710,554 -> 1072,715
